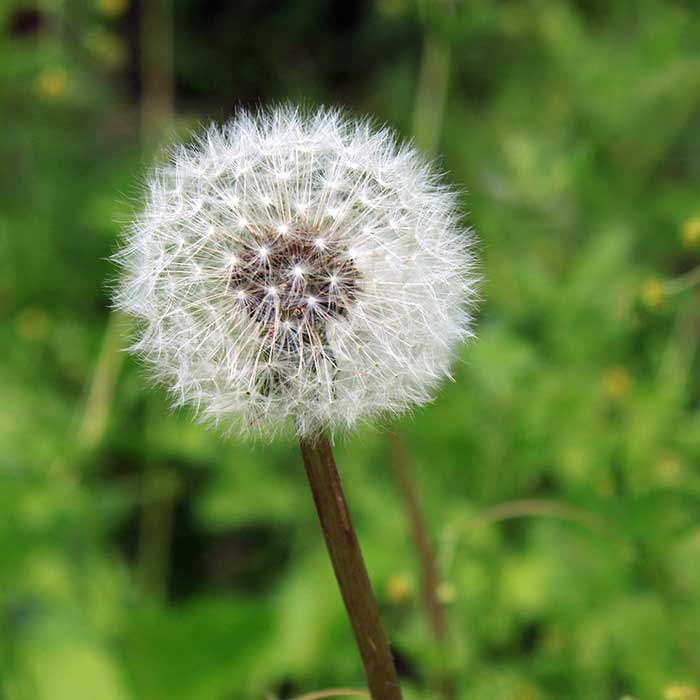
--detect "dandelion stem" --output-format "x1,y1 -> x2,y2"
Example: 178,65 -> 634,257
299,435 -> 402,700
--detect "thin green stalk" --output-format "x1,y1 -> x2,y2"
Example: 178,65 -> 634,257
299,435 -> 402,700
412,2 -> 453,157
137,464 -> 178,599
134,0 -> 176,601
140,0 -> 174,142
388,433 -> 445,639
289,690 -> 370,700
663,265 -> 700,296
77,311 -> 127,451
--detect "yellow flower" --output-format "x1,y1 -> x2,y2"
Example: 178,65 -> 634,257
682,216 -> 700,248
641,278 -> 665,308
35,67 -> 69,99
99,0 -> 129,19
604,366 -> 631,401
664,686 -> 699,700
385,573 -> 414,604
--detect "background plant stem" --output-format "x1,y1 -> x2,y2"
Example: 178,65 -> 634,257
137,464 -> 178,598
77,311 -> 126,451
387,4 -> 457,696
412,1 -> 453,156
134,0 -> 176,600
299,435 -> 402,700
387,433 -> 454,700
140,0 -> 174,141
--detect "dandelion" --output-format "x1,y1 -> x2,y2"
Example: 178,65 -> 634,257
114,106 -> 477,439
113,106 -> 478,700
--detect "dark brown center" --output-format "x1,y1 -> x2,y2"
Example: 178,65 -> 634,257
229,227 -> 359,333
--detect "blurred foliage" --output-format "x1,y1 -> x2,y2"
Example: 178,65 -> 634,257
2,0 -> 700,699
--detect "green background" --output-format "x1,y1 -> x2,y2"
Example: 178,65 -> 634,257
2,1 -> 700,698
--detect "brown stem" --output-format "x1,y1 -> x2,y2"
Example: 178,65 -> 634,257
387,433 -> 446,642
289,690 -> 370,700
140,0 -> 174,141
387,433 -> 454,700
299,435 -> 402,700
476,499 -> 613,536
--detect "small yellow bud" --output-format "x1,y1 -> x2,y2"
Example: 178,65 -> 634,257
604,366 -> 632,401
665,686 -> 699,700
35,67 -> 69,99
99,0 -> 129,18
386,573 -> 413,604
641,278 -> 665,308
682,216 -> 700,248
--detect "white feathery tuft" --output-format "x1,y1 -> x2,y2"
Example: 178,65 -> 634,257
113,106 -> 478,439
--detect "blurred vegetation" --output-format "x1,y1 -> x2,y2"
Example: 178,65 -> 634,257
2,1 -> 700,699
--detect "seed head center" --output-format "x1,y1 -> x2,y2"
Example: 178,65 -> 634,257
229,227 -> 359,331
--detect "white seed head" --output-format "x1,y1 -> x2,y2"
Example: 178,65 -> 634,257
113,106 -> 478,439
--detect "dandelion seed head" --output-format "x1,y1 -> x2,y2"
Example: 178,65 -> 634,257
113,106 -> 478,438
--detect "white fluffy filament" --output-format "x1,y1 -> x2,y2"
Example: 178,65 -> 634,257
113,106 -> 478,438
